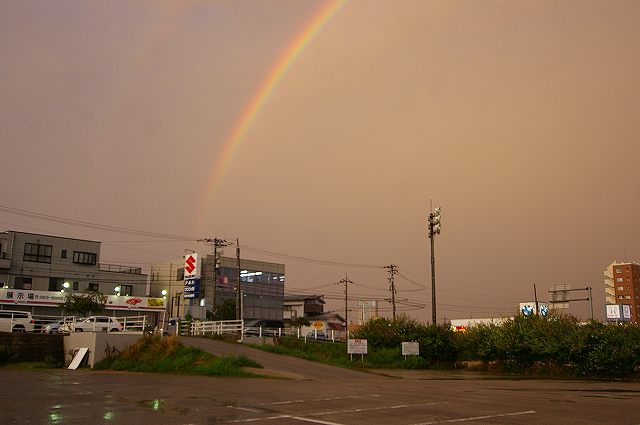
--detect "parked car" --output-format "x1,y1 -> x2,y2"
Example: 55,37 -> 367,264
244,319 -> 285,337
40,317 -> 75,334
0,310 -> 36,333
59,316 -> 123,333
306,330 -> 330,340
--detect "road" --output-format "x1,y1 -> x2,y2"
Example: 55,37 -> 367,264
1,337 -> 640,424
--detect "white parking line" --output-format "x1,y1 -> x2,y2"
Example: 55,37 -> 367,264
409,410 -> 537,424
226,414 -> 344,424
307,402 -> 441,417
225,402 -> 441,424
257,394 -> 381,407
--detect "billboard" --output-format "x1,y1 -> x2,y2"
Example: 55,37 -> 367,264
183,278 -> 201,299
0,288 -> 166,311
184,253 -> 200,280
606,304 -> 631,322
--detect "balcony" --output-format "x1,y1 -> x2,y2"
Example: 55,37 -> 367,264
99,263 -> 142,274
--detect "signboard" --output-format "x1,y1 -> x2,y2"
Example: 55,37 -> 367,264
519,302 -> 549,316
347,338 -> 368,355
184,253 -> 200,280
606,304 -> 621,319
402,342 -> 420,356
183,278 -> 200,299
606,304 -> 631,321
0,289 -> 166,311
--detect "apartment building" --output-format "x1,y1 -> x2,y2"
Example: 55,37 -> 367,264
604,261 -> 640,322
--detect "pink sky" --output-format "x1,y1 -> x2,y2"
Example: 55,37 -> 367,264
1,0 -> 639,322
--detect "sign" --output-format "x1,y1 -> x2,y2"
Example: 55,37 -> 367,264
184,278 -> 200,299
402,342 -> 420,356
519,302 -> 549,316
606,304 -> 621,319
623,304 -> 632,320
0,289 -> 166,311
184,253 -> 200,279
347,339 -> 368,355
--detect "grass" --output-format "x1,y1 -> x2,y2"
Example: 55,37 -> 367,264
257,337 -> 432,370
94,336 -> 263,377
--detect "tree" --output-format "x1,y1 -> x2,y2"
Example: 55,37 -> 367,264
214,299 -> 237,321
60,290 -> 106,317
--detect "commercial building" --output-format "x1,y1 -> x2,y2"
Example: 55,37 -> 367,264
0,230 -> 164,319
149,254 -> 285,321
283,294 -> 325,321
604,261 -> 640,322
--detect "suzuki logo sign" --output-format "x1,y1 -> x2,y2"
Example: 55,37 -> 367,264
184,253 -> 199,280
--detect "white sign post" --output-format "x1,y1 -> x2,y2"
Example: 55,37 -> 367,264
402,341 -> 420,359
347,338 -> 367,363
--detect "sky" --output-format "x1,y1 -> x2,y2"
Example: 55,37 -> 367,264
1,0 -> 639,323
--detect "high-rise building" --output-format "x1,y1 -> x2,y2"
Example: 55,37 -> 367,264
604,261 -> 640,322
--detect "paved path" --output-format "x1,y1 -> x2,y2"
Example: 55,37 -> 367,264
180,336 -> 377,381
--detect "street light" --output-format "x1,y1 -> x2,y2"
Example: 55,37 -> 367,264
114,285 -> 121,296
161,289 -> 168,300
428,206 -> 442,324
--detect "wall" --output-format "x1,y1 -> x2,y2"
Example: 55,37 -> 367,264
64,332 -> 144,367
0,333 -> 64,364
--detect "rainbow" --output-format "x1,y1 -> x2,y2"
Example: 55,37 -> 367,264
195,0 -> 347,230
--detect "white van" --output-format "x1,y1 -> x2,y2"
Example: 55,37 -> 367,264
0,310 -> 36,333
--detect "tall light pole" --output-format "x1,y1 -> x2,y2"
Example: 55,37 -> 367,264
428,206 -> 442,324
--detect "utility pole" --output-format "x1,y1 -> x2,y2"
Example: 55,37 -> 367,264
236,238 -> 242,321
340,274 -> 353,339
383,264 -> 399,321
198,238 -> 231,319
428,206 -> 442,324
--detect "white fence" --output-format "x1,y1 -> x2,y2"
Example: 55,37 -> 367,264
190,320 -> 243,336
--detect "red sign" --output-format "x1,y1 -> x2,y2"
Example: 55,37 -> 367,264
185,255 -> 196,274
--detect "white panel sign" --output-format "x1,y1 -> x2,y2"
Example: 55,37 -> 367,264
606,304 -> 621,319
402,342 -> 420,356
347,339 -> 368,354
184,253 -> 200,279
623,304 -> 632,320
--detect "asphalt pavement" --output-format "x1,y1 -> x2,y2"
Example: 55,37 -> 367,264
2,337 -> 640,425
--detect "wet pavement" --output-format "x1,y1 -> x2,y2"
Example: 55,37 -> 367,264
3,340 -> 640,424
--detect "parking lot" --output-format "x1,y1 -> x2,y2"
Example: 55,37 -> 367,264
3,339 -> 640,425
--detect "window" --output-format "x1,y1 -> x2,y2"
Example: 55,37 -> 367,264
626,295 -> 632,299
24,243 -> 52,263
61,249 -> 67,259
120,284 -> 133,296
177,268 -> 185,281
618,295 -> 624,299
73,251 -> 97,265
73,281 -> 79,290
14,277 -> 32,290
617,286 -> 624,291
88,283 -> 99,292
616,277 -> 624,282
616,268 -> 622,273
48,277 -> 64,291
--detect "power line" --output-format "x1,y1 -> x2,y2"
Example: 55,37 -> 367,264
242,244 -> 381,269
0,205 -> 198,240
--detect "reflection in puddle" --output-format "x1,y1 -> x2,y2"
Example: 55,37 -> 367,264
49,405 -> 63,424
